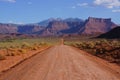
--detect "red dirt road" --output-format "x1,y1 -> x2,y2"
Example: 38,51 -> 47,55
0,45 -> 120,80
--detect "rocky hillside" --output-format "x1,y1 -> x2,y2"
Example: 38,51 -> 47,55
17,24 -> 44,34
0,23 -> 17,33
39,17 -> 117,36
97,27 -> 120,39
80,17 -> 117,34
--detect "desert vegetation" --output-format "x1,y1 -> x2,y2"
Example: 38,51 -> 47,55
0,37 -> 60,61
65,39 -> 120,65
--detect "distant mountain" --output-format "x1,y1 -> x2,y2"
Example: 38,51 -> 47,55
80,17 -> 117,34
40,21 -> 70,36
97,27 -> 120,39
0,23 -> 17,33
0,17 -> 118,36
39,17 -> 117,36
37,18 -> 63,27
17,24 -> 44,34
64,18 -> 84,22
37,18 -> 84,27
36,18 -> 84,36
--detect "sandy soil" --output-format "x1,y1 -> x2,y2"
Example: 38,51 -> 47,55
0,46 -> 49,73
0,45 -> 120,80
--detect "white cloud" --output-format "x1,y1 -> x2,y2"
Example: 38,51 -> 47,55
0,0 -> 16,3
8,20 -> 24,24
77,3 -> 88,7
94,0 -> 120,8
112,9 -> 120,12
71,2 -> 88,9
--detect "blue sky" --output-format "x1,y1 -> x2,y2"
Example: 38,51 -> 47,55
0,0 -> 120,24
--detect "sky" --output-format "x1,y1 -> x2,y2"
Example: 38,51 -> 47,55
0,0 -> 120,24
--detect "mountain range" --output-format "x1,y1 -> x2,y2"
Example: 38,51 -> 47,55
0,17 -> 117,36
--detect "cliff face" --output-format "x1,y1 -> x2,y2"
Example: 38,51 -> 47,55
17,25 -> 44,34
40,21 -> 70,36
87,17 -> 111,23
0,17 -> 118,36
47,21 -> 69,31
0,23 -> 17,33
81,17 -> 117,34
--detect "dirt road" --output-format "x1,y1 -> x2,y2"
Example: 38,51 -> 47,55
0,45 -> 120,80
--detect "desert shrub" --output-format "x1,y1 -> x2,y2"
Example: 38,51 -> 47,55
96,41 -> 101,45
87,42 -> 95,49
104,55 -> 114,61
111,51 -> 120,59
93,49 -> 97,55
21,42 -> 30,49
37,45 -> 41,48
112,41 -> 120,48
100,39 -> 108,44
6,53 -> 12,56
11,52 -> 17,56
33,43 -> 39,46
18,49 -> 27,54
9,45 -> 16,48
79,42 -> 86,49
66,39 -> 120,65
78,42 -> 86,49
96,48 -> 106,54
0,54 -> 6,60
39,42 -> 47,45
6,52 -> 16,56
75,42 -> 81,47
8,48 -> 16,52
32,47 -> 38,50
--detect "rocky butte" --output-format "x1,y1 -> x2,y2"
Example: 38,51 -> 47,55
80,17 -> 117,34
